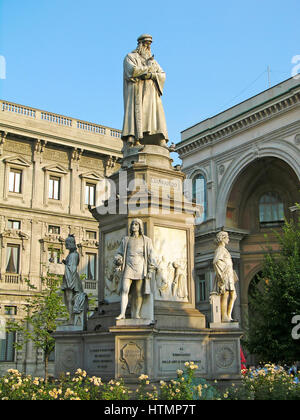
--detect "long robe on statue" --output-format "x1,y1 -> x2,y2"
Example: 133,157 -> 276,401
122,51 -> 168,142
61,250 -> 87,314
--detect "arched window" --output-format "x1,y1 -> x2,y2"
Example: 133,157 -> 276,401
192,174 -> 207,223
259,191 -> 284,227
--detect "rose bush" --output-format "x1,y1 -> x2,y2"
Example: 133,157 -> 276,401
0,363 -> 298,400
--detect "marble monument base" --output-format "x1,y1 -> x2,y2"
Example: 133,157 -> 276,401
210,322 -> 240,330
116,318 -> 154,327
53,324 -> 243,385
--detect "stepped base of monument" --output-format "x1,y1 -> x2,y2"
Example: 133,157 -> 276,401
86,306 -> 206,332
53,324 -> 243,384
210,322 -> 240,329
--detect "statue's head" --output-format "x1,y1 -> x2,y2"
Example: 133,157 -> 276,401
136,34 -> 152,58
216,231 -> 229,245
65,234 -> 77,251
129,218 -> 144,236
137,34 -> 152,45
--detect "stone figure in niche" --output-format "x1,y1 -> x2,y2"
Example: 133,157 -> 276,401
61,234 -> 88,325
104,259 -> 122,297
155,256 -> 169,296
213,231 -> 238,322
122,34 -> 168,151
114,219 -> 155,320
172,261 -> 188,300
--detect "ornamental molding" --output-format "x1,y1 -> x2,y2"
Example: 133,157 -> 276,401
182,119 -> 300,173
120,342 -> 144,375
176,89 -> 300,158
39,235 -> 65,252
79,170 -> 103,181
0,229 -> 29,249
77,239 -> 99,255
3,155 -> 31,167
215,344 -> 235,369
42,163 -> 68,174
0,131 -> 7,155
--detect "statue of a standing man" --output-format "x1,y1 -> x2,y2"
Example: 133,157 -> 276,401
61,234 -> 88,326
122,34 -> 168,150
213,231 -> 238,323
114,219 -> 156,320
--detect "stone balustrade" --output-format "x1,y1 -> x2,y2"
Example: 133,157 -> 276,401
2,102 -> 36,118
3,273 -> 22,284
1,99 -> 122,139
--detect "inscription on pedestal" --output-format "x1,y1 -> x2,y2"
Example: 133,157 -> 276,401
158,342 -> 206,373
87,343 -> 114,373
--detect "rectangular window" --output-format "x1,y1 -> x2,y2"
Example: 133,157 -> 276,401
196,274 -> 206,303
4,306 -> 17,316
9,169 -> 22,193
8,220 -> 21,230
85,183 -> 96,206
85,253 -> 97,280
48,248 -> 61,264
0,332 -> 16,362
49,176 -> 61,200
86,230 -> 97,239
48,225 -> 60,234
6,245 -> 20,273
192,175 -> 207,224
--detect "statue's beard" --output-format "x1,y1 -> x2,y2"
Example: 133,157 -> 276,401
136,44 -> 152,60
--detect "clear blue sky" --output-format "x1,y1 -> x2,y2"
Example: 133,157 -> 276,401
0,0 -> 299,149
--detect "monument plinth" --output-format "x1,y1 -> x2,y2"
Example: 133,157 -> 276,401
53,34 -> 243,385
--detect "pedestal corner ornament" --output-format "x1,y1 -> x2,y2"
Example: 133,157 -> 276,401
215,344 -> 235,369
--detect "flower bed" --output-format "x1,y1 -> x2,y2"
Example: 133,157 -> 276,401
222,364 -> 300,400
0,363 -> 299,400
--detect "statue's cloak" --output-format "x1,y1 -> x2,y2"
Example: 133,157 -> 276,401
122,51 -> 168,141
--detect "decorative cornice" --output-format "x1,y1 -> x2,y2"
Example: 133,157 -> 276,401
0,229 -> 29,249
0,131 -> 7,155
4,155 -> 32,167
42,163 -> 68,174
176,88 -> 300,158
80,170 -> 103,181
39,235 -> 65,252
182,119 -> 300,173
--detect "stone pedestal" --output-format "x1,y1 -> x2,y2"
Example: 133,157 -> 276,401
210,322 -> 240,330
53,326 -> 243,383
54,144 -> 243,384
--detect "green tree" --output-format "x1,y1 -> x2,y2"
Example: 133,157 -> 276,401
7,274 -> 68,382
245,206 -> 300,363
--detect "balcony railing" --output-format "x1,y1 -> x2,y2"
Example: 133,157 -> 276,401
84,280 -> 97,290
3,273 -> 22,284
1,99 -> 122,139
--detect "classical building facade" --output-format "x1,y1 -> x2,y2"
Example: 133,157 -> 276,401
176,77 -> 300,338
0,100 -> 122,375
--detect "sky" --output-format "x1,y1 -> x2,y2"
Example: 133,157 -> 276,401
0,0 -> 299,159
